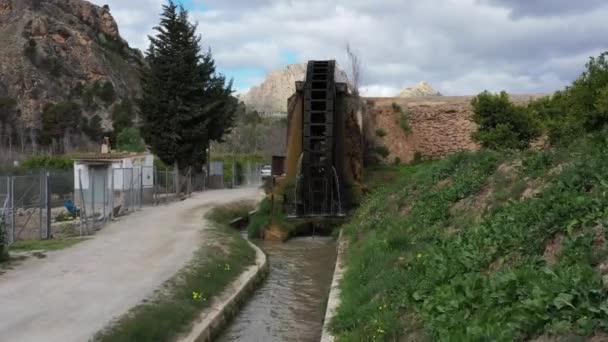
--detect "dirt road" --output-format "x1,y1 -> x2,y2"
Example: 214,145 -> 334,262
0,187 -> 260,342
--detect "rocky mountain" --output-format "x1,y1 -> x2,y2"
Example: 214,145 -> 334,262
397,81 -> 441,97
0,0 -> 144,130
241,63 -> 349,114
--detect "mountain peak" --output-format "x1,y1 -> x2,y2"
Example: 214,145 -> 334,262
241,63 -> 349,114
398,81 -> 441,97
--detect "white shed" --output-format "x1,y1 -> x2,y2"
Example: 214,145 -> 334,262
73,152 -> 154,216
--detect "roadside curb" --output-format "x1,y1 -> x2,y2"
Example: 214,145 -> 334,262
177,240 -> 268,342
321,230 -> 348,342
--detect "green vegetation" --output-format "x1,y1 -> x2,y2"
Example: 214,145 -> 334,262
531,53 -> 608,145
332,138 -> 608,340
205,200 -> 256,226
111,99 -> 135,134
471,91 -> 541,149
212,153 -> 264,187
10,238 -> 87,252
141,1 -> 237,171
83,114 -> 104,142
247,198 -> 272,238
21,154 -> 73,170
333,51 -> 608,340
375,128 -> 387,138
99,82 -> 116,104
247,197 -> 295,239
39,92 -> 107,146
392,102 -> 412,134
374,145 -> 390,159
94,204 -> 256,342
116,127 -> 145,152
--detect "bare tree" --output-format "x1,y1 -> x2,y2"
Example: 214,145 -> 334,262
346,43 -> 362,97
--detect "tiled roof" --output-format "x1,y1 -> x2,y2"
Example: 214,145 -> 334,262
74,152 -> 148,161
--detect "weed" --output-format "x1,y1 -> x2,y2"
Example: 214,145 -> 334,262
94,206 -> 256,342
331,136 -> 608,340
375,129 -> 387,138
374,145 -> 390,159
9,238 -> 86,252
392,102 -> 412,134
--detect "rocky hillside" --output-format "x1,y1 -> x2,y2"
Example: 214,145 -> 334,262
241,63 -> 349,114
397,81 -> 441,97
0,0 -> 144,129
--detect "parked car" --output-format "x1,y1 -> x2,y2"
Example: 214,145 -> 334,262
260,165 -> 272,178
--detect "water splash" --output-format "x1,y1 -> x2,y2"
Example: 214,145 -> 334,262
291,153 -> 304,216
331,166 -> 344,216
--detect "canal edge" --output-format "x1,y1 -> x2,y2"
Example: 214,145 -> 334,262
177,240 -> 268,342
321,229 -> 348,342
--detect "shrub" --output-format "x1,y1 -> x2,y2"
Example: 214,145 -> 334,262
248,198 -> 272,238
111,99 -> 135,133
374,145 -> 390,159
533,52 -> 608,145
392,102 -> 412,134
83,115 -> 104,142
99,81 -> 116,103
21,155 -> 73,171
375,129 -> 387,137
471,91 -> 541,149
116,127 -> 145,152
40,101 -> 83,145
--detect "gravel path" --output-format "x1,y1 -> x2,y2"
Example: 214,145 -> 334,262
0,187 -> 260,342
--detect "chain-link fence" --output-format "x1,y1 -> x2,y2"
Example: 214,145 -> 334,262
0,163 -> 261,245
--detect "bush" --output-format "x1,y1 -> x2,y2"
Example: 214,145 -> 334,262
21,155 -> 73,170
116,127 -> 145,152
83,115 -> 104,142
471,91 -> 541,149
374,145 -> 390,159
99,81 -> 116,103
111,99 -> 135,134
392,102 -> 412,134
531,52 -> 608,145
248,198 -> 272,238
375,129 -> 387,137
40,101 -> 83,145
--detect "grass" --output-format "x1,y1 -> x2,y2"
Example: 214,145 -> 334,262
393,102 -> 412,134
10,238 -> 87,252
331,134 -> 608,341
247,197 -> 295,239
93,204 -> 256,342
205,200 -> 256,226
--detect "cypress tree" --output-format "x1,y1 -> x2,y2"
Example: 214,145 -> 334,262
141,1 -> 236,171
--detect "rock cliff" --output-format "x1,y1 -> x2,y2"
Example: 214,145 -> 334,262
242,63 -> 349,114
397,81 -> 441,97
0,0 -> 144,129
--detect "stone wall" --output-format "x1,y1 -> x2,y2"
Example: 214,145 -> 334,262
363,95 -> 541,163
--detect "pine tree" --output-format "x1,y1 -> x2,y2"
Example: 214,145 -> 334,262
141,1 -> 236,171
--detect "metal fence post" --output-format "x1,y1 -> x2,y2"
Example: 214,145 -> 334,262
91,168 -> 96,229
8,176 -> 14,245
110,168 -> 114,220
78,169 -> 86,236
102,169 -> 107,221
139,167 -> 143,209
39,171 -> 44,240
46,171 -> 51,239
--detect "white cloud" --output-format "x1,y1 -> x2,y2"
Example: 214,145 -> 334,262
90,0 -> 608,95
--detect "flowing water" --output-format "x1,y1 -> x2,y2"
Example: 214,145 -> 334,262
217,236 -> 337,342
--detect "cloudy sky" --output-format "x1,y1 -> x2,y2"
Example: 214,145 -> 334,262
91,0 -> 608,96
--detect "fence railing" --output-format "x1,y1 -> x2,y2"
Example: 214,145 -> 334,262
0,164 -> 262,245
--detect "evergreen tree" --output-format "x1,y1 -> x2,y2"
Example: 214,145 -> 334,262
141,1 -> 236,171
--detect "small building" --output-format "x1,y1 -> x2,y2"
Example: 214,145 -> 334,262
73,152 -> 154,217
